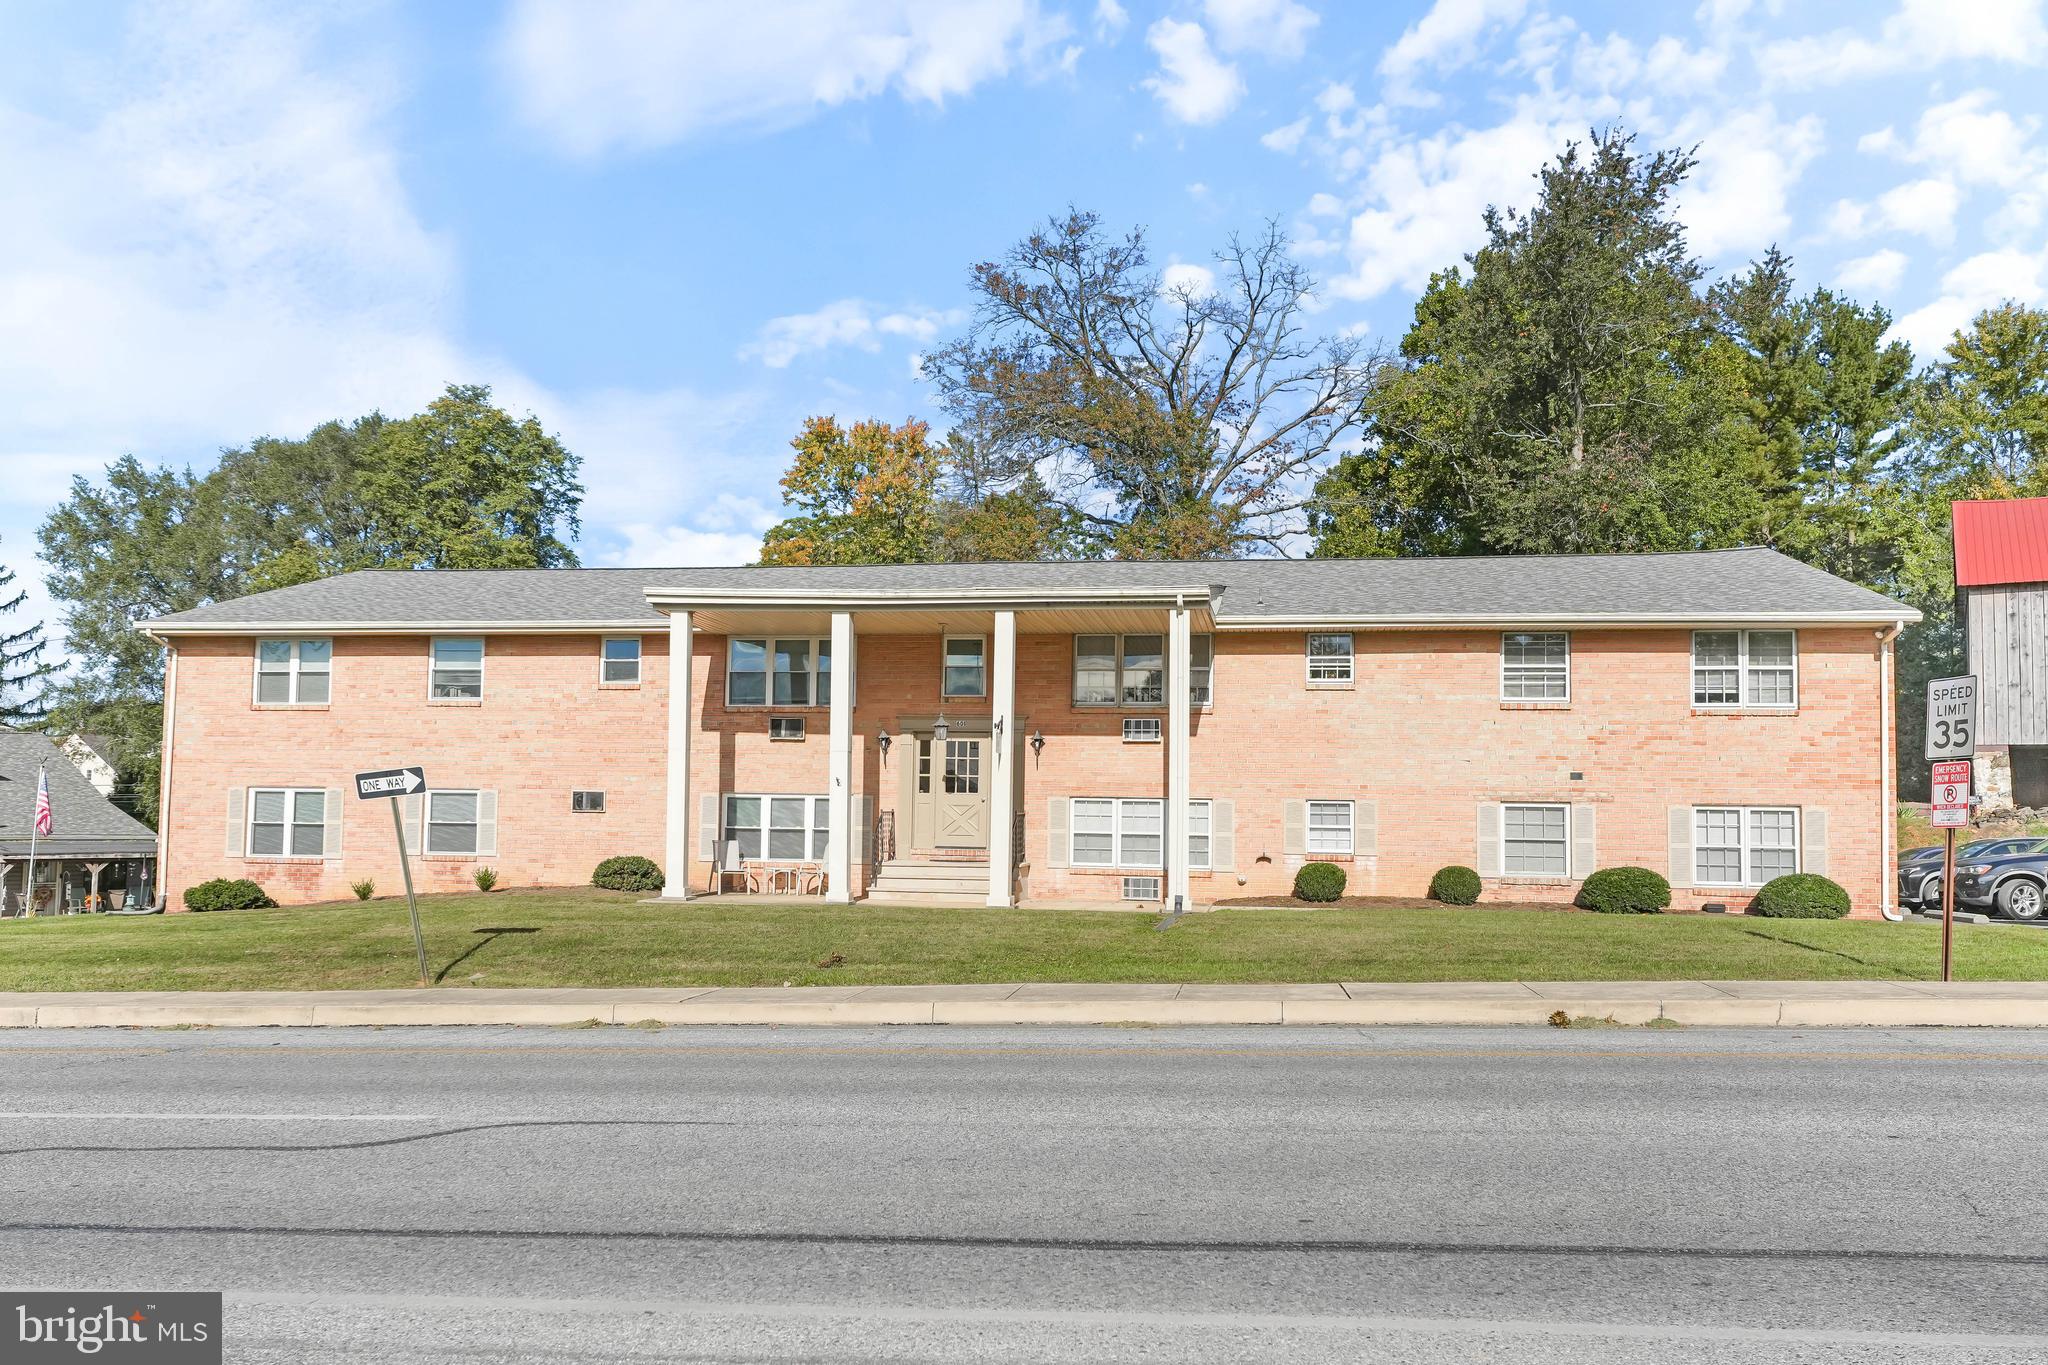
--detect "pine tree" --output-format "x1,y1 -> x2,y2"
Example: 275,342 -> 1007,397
0,547 -> 58,726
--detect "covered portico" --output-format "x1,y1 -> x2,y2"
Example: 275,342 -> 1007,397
643,582 -> 1215,909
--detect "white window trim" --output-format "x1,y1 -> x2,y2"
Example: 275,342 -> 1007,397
425,788 -> 483,855
600,636 -> 642,685
1691,629 -> 1798,709
1501,802 -> 1571,878
1693,805 -> 1801,887
721,793 -> 830,861
252,638 -> 331,706
1305,798 -> 1354,855
247,786 -> 326,859
429,637 -> 485,701
570,789 -> 606,813
726,636 -> 833,708
1306,632 -> 1355,684
1500,632 -> 1571,703
1070,633 -> 1214,709
1069,797 -> 1211,870
942,634 -> 988,699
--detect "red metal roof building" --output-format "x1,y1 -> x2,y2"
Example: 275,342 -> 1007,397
1953,497 -> 2048,588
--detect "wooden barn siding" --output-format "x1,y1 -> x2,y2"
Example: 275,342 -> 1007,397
1968,584 -> 2048,745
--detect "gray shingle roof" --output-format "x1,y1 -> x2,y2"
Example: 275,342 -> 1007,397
144,547 -> 1915,629
0,730 -> 157,855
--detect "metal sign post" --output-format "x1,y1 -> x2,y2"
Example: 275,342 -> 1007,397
356,768 -> 430,988
1925,678 -> 1979,985
1930,758 -> 1972,984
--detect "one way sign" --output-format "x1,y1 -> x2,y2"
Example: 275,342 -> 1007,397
355,766 -> 427,800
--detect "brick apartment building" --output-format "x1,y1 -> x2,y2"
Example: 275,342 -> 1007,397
144,549 -> 1916,916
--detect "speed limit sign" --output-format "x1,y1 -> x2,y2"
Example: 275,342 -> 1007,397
1925,675 -> 1978,761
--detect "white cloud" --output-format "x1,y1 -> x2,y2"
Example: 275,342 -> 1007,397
1261,116 -> 1310,152
1672,106 -> 1823,257
1378,0 -> 1529,98
1866,90 -> 2041,189
1892,247 -> 2048,355
1306,192 -> 1345,217
1161,261 -> 1218,297
1141,19 -> 1245,124
1832,177 -> 1962,244
1203,0 -> 1320,61
1094,0 -> 1129,41
497,0 -> 1071,156
738,299 -> 964,369
1327,108 -> 1575,301
1642,36 -> 1728,91
1759,0 -> 2048,85
1836,248 -> 1910,295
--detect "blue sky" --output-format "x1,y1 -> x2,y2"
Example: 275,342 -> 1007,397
4,0 -> 2048,650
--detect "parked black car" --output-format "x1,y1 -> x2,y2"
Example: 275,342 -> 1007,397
1898,838 -> 2048,909
1954,848 -> 2048,920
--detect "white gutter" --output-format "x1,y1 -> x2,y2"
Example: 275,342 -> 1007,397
153,631 -> 176,912
1221,610 -> 1922,629
641,584 -> 1219,610
139,620 -> 662,637
1880,623 -> 1904,922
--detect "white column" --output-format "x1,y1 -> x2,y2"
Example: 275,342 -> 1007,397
826,610 -> 856,903
986,610 -> 1018,906
1167,602 -> 1192,912
664,610 -> 694,898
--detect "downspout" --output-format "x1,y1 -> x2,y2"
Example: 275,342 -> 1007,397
152,631 -> 176,912
1879,623 -> 1903,922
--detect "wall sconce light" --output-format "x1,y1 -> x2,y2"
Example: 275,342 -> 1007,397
1029,729 -> 1045,757
993,716 -> 1004,742
932,712 -> 950,745
876,726 -> 891,761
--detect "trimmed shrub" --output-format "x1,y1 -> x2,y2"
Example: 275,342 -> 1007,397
183,878 -> 274,912
593,855 -> 665,893
350,878 -> 375,901
1429,865 -> 1482,905
473,866 -> 499,892
1576,866 -> 1672,915
1294,861 -> 1347,902
1752,873 -> 1851,919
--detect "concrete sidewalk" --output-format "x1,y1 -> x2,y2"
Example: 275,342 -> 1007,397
5,979 -> 2048,1027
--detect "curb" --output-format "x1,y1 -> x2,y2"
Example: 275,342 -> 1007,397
6,992 -> 2048,1028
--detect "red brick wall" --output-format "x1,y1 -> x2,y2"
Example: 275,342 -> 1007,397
166,623 -> 1891,916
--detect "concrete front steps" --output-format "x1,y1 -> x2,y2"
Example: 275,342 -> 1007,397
866,859 -> 1000,907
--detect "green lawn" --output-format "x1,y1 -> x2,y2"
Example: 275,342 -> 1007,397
3,887 -> 2046,990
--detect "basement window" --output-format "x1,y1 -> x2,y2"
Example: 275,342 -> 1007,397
769,716 -> 806,741
1122,717 -> 1162,743
571,790 -> 606,813
1121,875 -> 1162,902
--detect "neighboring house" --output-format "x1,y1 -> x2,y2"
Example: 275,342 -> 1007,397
1955,497 -> 2048,810
61,732 -> 119,799
0,730 -> 158,914
143,548 -> 1917,917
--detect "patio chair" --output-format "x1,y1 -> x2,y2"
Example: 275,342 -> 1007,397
712,839 -> 758,895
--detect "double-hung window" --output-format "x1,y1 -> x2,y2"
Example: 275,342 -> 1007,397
1503,803 -> 1569,876
942,636 -> 986,698
248,788 -> 324,857
727,637 -> 831,707
255,639 -> 330,704
1501,632 -> 1569,701
1692,630 -> 1797,707
1306,799 -> 1353,854
426,790 -> 480,853
601,637 -> 641,684
1071,634 -> 1213,707
1307,633 -> 1354,683
430,638 -> 484,699
722,794 -> 828,860
1695,806 -> 1799,886
1069,797 -> 1210,868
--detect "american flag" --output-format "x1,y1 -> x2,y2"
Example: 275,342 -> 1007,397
33,764 -> 52,837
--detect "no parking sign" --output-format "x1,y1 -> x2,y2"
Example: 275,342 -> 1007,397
1931,759 -> 1971,828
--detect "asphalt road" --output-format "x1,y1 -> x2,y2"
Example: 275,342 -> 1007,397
3,1025 -> 2047,1364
